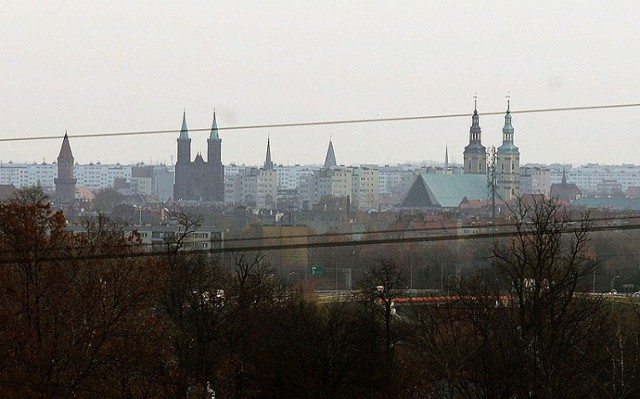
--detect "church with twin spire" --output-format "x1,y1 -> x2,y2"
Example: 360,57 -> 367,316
463,98 -> 520,201
173,112 -> 224,202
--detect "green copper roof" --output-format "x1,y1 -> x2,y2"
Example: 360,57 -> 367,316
502,111 -> 514,135
179,111 -> 189,140
402,174 -> 488,208
210,111 -> 220,140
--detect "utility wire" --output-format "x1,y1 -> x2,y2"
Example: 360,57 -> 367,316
1,219 -> 640,265
1,102 -> 639,143
1,212 -> 637,258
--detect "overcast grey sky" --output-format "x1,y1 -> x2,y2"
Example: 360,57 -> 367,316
1,1 -> 638,167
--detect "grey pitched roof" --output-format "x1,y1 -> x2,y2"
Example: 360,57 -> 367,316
402,174 -> 488,208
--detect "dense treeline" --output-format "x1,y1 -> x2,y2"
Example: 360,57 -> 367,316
2,190 -> 640,398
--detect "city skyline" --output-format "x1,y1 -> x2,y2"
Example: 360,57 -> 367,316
2,2 -> 639,166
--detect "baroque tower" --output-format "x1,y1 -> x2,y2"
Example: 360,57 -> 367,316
496,100 -> 520,200
54,132 -> 77,205
463,98 -> 487,174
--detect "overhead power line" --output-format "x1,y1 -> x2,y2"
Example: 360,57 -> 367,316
1,218 -> 639,265
0,212 -> 636,258
1,102 -> 639,143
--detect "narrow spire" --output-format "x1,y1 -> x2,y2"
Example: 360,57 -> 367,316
209,110 -> 220,140
445,145 -> 449,169
324,140 -> 337,169
264,136 -> 274,170
502,98 -> 514,141
469,97 -> 481,142
562,167 -> 567,184
179,111 -> 189,140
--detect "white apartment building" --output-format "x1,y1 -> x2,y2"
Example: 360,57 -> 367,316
225,167 -> 278,209
520,166 -> 551,197
275,165 -> 317,190
0,162 -> 174,200
351,167 -> 380,210
547,164 -> 640,193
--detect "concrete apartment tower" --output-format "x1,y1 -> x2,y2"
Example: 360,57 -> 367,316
54,132 -> 77,205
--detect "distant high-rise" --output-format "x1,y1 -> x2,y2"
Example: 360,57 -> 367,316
324,140 -> 337,168
54,132 -> 77,204
173,111 -> 224,202
496,101 -> 520,200
463,99 -> 487,175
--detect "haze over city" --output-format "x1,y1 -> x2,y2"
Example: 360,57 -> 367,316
2,1 -> 639,167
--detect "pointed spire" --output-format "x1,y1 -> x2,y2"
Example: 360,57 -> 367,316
502,98 -> 514,141
264,136 -> 274,170
469,95 -> 481,142
324,140 -> 337,169
474,92 -> 478,113
179,111 -> 189,140
209,110 -> 220,140
58,130 -> 74,159
445,145 -> 449,169
562,167 -> 567,184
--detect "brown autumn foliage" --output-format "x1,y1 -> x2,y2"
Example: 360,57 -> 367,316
0,195 -> 170,398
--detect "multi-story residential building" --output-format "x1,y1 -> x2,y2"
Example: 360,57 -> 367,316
275,165 -> 316,191
520,166 -> 551,197
378,165 -> 416,195
307,167 -> 353,206
548,164 -> 640,194
224,140 -> 278,209
351,167 -> 379,210
238,167 -> 278,209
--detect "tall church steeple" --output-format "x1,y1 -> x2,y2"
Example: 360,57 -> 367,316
179,110 -> 189,140
496,98 -> 520,200
444,145 -> 449,169
54,131 -> 77,205
209,110 -> 220,140
177,111 -> 191,164
501,100 -> 515,143
207,111 -> 224,202
463,95 -> 487,175
264,137 -> 274,170
324,140 -> 337,169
